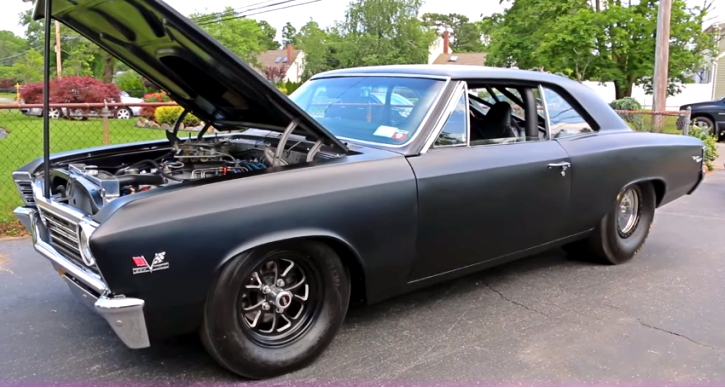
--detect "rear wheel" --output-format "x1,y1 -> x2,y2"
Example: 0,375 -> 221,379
200,240 -> 350,379
565,182 -> 656,265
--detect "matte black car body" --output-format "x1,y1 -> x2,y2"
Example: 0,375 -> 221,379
680,97 -> 725,140
13,0 -> 706,376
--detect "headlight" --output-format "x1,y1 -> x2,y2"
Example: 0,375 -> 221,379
78,218 -> 98,267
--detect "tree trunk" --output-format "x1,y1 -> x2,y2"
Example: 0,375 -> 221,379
614,80 -> 624,100
102,53 -> 115,84
624,81 -> 633,98
613,79 -> 634,100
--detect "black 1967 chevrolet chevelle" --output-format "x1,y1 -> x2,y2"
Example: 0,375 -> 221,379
14,0 -> 705,379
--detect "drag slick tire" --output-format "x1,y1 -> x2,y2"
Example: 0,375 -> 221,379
565,182 -> 656,265
200,240 -> 350,379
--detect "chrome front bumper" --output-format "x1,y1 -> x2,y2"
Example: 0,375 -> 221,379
14,206 -> 150,349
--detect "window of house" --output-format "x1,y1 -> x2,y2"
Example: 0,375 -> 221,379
541,87 -> 594,138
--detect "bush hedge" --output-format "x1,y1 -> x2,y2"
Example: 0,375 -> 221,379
610,97 -> 646,131
688,126 -> 719,171
154,106 -> 200,127
20,76 -> 121,104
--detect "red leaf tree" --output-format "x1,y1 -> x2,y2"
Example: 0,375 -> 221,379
20,76 -> 121,104
264,65 -> 288,84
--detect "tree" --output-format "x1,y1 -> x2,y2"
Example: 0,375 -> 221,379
256,20 -> 280,50
334,0 -> 436,68
0,30 -> 30,63
191,7 -> 266,67
282,22 -> 298,47
295,20 -> 342,80
482,0 -> 718,99
264,65 -> 288,84
11,48 -> 43,83
421,13 -> 485,53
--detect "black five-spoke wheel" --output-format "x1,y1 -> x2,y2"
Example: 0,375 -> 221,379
201,240 -> 350,379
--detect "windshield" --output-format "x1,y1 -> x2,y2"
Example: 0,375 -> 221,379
289,76 -> 446,145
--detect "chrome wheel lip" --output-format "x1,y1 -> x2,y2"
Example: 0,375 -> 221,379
617,187 -> 640,236
237,253 -> 320,347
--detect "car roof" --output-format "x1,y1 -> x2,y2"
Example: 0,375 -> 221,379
313,65 -> 578,85
313,64 -> 630,134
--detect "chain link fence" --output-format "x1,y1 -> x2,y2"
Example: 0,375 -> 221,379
0,104 -> 702,236
0,102 -> 189,235
614,108 -> 692,134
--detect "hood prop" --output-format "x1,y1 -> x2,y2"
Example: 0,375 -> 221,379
41,0 -> 53,198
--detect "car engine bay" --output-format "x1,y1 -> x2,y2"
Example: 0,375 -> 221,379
43,132 -> 337,215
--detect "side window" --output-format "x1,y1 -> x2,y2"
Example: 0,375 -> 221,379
542,87 -> 594,138
434,92 -> 467,147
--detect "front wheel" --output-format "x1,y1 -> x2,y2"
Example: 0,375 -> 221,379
200,240 -> 350,379
565,182 -> 656,265
116,108 -> 132,119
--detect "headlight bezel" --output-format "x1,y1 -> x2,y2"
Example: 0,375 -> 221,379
78,217 -> 99,267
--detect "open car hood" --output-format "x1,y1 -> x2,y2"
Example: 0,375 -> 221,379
34,0 -> 348,153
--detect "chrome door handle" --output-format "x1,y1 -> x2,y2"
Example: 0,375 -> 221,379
548,161 -> 571,168
548,161 -> 571,176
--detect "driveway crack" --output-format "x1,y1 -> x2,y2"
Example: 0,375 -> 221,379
484,284 -> 550,319
603,303 -> 722,351
637,320 -> 722,351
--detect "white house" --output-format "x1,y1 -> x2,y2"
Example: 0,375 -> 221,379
254,44 -> 306,83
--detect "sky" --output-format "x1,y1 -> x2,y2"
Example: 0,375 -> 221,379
0,0 -> 723,44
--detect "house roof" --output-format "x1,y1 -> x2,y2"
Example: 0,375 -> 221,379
254,48 -> 301,75
706,20 -> 725,31
432,53 -> 487,66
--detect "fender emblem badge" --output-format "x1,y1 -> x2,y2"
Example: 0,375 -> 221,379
132,252 -> 169,275
692,156 -> 703,163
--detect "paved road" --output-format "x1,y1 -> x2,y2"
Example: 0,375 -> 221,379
1,173 -> 725,386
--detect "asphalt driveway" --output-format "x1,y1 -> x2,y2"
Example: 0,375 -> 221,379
1,172 -> 724,386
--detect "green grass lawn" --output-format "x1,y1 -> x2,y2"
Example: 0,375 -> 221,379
0,109 -> 174,235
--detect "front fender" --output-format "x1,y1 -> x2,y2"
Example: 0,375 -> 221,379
87,151 -> 419,337
217,228 -> 364,274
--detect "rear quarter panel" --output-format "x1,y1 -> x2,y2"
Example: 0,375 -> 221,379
557,130 -> 704,236
88,150 -> 419,338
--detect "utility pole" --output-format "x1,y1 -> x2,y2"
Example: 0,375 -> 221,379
55,21 -> 62,78
652,0 -> 672,131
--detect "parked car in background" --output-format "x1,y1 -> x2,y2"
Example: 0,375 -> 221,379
119,91 -> 143,119
680,97 -> 725,141
15,0 -> 706,380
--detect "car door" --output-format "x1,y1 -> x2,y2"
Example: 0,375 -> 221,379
406,82 -> 573,281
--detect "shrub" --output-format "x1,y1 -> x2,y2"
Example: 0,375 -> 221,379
154,106 -> 200,127
610,97 -> 646,131
0,78 -> 16,90
20,76 -> 121,104
280,80 -> 302,95
141,91 -> 171,119
115,70 -> 148,98
19,82 -> 43,103
688,126 -> 719,171
276,86 -> 288,95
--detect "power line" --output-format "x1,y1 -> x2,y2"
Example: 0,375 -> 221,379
191,0 -> 304,24
197,0 -> 323,26
0,45 -> 43,63
190,0 -> 284,23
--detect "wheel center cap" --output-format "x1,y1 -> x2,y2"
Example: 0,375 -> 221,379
275,291 -> 293,309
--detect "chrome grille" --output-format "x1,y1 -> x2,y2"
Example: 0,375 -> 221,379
39,210 -> 98,274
